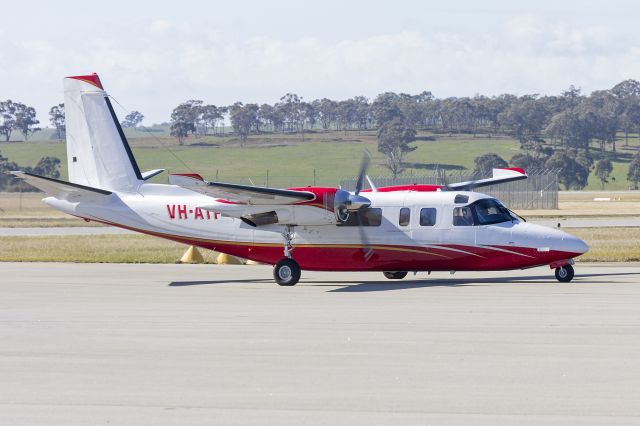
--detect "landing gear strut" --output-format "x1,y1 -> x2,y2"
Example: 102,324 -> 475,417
274,225 -> 301,286
555,264 -> 575,283
383,271 -> 408,280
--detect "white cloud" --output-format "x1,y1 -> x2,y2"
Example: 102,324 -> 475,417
1,16 -> 639,124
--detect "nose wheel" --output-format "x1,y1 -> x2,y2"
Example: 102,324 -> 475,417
555,265 -> 574,282
274,258 -> 301,286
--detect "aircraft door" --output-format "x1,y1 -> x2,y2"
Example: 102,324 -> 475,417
409,204 -> 442,246
386,194 -> 413,246
443,204 -> 477,247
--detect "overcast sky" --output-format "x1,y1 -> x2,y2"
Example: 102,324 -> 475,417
1,0 -> 639,124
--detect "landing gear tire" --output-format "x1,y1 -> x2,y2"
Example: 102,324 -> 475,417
383,271 -> 408,280
274,258 -> 301,286
555,265 -> 574,283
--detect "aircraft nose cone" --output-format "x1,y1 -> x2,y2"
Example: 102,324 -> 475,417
563,234 -> 589,255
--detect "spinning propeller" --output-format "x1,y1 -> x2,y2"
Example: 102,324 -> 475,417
334,154 -> 372,222
334,153 -> 374,261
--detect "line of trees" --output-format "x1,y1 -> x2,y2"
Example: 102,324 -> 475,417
168,79 -> 640,188
169,80 -> 640,148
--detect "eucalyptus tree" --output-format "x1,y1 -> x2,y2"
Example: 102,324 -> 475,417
49,103 -> 65,140
229,102 -> 259,146
312,98 -> 337,130
594,158 -> 613,189
473,153 -> 508,175
121,110 -> 144,128
377,118 -> 416,177
170,100 -> 199,144
0,100 -> 16,141
12,102 -> 40,141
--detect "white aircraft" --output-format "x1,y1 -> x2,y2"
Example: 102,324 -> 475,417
11,74 -> 588,286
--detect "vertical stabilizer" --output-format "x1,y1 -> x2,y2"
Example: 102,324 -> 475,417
64,73 -> 142,192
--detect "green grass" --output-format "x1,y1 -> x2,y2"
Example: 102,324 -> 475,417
571,228 -> 640,262
0,234 -> 199,263
0,131 -> 521,187
2,130 -> 639,190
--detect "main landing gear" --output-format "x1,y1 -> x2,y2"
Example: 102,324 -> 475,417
555,264 -> 575,283
383,271 -> 408,280
274,225 -> 301,286
274,258 -> 301,286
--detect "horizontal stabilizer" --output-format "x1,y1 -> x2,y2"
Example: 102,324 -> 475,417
10,171 -> 112,201
141,169 -> 165,180
169,173 -> 315,205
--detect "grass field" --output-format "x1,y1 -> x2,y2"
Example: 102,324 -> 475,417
0,234 -> 197,263
0,227 -> 636,263
2,129 -> 640,190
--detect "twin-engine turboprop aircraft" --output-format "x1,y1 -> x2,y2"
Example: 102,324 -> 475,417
11,74 -> 588,286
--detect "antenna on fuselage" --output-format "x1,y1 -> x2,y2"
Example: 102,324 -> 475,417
435,165 -> 452,191
366,175 -> 378,192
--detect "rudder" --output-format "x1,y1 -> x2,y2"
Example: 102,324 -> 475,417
64,73 -> 142,192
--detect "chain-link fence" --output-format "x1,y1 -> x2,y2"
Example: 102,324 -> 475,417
191,169 -> 559,210
340,169 -> 559,210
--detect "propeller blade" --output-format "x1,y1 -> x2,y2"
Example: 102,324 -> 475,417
357,211 -> 374,262
354,152 -> 371,195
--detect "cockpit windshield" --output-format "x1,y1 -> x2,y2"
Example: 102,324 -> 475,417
453,198 -> 515,226
473,198 -> 513,225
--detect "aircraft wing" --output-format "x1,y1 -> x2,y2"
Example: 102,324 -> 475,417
447,168 -> 527,191
168,173 -> 315,205
10,171 -> 112,201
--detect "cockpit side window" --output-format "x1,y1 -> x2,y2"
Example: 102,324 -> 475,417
453,206 -> 475,226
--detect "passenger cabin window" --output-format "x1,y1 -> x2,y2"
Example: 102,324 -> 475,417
337,208 -> 383,226
453,206 -> 475,226
399,208 -> 410,226
419,208 -> 437,226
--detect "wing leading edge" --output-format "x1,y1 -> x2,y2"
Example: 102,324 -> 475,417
168,173 -> 315,205
447,168 -> 527,191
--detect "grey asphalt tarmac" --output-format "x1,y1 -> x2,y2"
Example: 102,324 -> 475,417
1,262 -> 640,425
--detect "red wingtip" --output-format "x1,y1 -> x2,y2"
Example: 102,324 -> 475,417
66,73 -> 104,90
169,173 -> 204,181
501,167 -> 526,175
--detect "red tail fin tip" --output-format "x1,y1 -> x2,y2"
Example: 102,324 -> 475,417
66,73 -> 103,90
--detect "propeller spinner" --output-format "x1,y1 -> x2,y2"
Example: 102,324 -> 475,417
334,154 -> 372,222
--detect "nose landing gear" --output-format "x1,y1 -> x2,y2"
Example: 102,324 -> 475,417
555,264 -> 575,282
383,271 -> 408,280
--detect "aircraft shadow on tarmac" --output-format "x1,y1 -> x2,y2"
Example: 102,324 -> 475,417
322,271 -> 640,292
167,272 -> 640,291
169,279 -> 273,286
